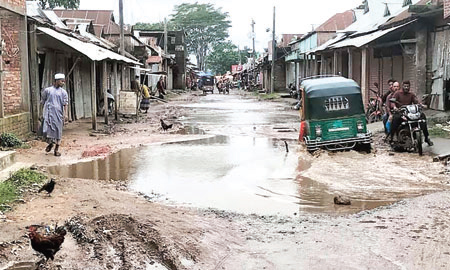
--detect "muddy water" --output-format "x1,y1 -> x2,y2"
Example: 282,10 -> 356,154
47,93 -> 448,216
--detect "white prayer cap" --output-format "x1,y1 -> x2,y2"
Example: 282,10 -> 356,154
54,73 -> 65,80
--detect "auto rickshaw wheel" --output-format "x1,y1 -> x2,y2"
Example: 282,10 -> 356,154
359,143 -> 372,154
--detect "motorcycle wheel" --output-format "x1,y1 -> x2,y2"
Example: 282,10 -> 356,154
414,130 -> 423,156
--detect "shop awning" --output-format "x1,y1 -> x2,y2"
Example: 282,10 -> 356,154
37,27 -> 141,65
328,21 -> 416,49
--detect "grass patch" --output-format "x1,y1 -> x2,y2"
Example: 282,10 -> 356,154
258,93 -> 281,100
0,168 -> 47,211
429,126 -> 450,138
0,132 -> 30,150
0,133 -> 23,148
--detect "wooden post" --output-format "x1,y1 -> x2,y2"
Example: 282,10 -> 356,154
333,50 -> 338,75
320,56 -> 325,75
0,20 -> 3,119
270,6 -> 276,94
103,60 -> 108,124
348,48 -> 353,79
361,47 -> 369,105
113,62 -> 118,120
29,24 -> 40,132
91,61 -> 97,130
119,0 -> 124,56
136,72 -> 139,122
415,26 -> 427,97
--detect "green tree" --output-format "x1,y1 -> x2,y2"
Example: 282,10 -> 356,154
206,42 -> 246,75
38,0 -> 79,9
170,3 -> 231,71
134,21 -> 177,31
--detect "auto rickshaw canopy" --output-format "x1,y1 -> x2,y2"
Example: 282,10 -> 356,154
301,77 -> 365,120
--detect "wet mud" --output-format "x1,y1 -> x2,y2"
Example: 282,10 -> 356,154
2,90 -> 450,269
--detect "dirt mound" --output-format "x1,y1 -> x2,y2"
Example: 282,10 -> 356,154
64,214 -> 184,270
81,145 -> 111,158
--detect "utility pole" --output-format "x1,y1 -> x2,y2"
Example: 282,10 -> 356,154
164,18 -> 169,89
251,19 -> 256,86
251,19 -> 256,62
270,6 -> 276,94
119,0 -> 124,56
118,0 -> 124,121
238,45 -> 241,65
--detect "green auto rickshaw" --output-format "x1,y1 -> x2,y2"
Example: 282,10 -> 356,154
298,76 -> 372,153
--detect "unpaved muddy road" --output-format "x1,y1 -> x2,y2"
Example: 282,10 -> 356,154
1,90 -> 450,269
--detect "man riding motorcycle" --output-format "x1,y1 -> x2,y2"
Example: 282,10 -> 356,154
389,80 -> 433,146
382,79 -> 397,134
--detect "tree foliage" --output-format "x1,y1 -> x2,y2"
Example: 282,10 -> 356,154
39,0 -> 79,9
134,21 -> 177,31
206,42 -> 247,75
170,3 -> 231,71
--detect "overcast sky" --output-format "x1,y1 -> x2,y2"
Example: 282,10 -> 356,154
79,0 -> 362,52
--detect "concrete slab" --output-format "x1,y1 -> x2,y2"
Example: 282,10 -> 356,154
0,162 -> 28,182
0,151 -> 15,172
428,137 -> 450,157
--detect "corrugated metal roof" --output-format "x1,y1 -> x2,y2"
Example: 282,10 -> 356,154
316,0 -> 421,51
313,33 -> 347,52
53,10 -> 130,36
381,0 -> 428,28
26,1 -> 46,19
53,9 -> 114,27
315,10 -> 355,32
77,24 -> 117,50
37,27 -> 140,65
328,20 -> 415,48
343,0 -> 420,35
146,56 -> 162,64
42,10 -> 69,29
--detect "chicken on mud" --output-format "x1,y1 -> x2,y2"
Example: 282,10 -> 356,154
28,225 -> 66,261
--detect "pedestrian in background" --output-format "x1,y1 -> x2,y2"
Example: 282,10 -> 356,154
140,84 -> 151,113
41,73 -> 68,157
157,76 -> 166,99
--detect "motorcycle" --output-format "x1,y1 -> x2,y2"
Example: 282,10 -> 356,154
389,104 -> 425,156
224,82 -> 231,94
289,83 -> 298,99
365,83 -> 384,123
98,91 -> 115,116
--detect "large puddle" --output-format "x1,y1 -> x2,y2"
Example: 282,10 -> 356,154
47,135 -> 395,215
47,93 -> 446,215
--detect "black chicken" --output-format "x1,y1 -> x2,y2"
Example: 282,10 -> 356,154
160,119 -> 173,132
28,225 -> 66,261
39,178 -> 55,196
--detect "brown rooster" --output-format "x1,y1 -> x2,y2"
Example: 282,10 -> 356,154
28,225 -> 66,261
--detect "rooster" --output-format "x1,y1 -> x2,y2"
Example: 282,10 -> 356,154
38,178 -> 56,196
160,119 -> 173,132
28,225 -> 66,261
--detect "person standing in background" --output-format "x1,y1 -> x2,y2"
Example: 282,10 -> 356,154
41,73 -> 68,157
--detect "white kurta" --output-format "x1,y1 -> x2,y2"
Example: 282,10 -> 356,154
41,86 -> 68,141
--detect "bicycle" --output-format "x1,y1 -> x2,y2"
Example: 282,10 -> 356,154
365,83 -> 384,123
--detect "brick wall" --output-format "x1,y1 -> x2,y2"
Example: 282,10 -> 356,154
1,11 -> 23,115
0,112 -> 30,138
0,0 -> 26,15
445,0 -> 450,19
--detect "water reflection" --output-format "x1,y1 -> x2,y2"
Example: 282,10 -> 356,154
128,136 -> 303,215
47,148 -> 138,181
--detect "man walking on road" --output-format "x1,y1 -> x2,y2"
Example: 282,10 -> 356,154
41,73 -> 68,157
